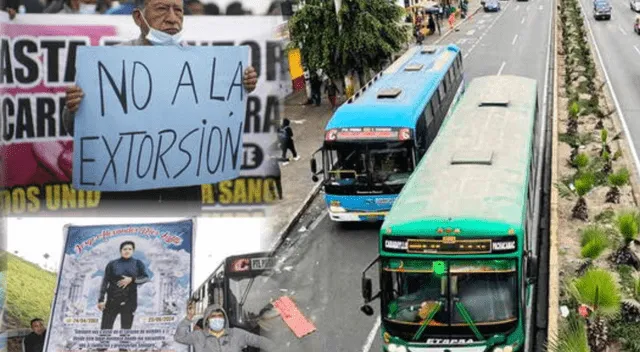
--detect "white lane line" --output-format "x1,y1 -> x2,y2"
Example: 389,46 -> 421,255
521,16 -> 526,24
512,34 -> 519,45
362,316 -> 382,352
515,4 -> 520,10
307,211 -> 328,232
635,45 -> 640,55
578,0 -> 640,187
467,29 -> 476,35
464,1 -> 511,59
457,38 -> 469,45
539,5 -> 543,10
478,19 -> 486,24
527,5 -> 530,11
619,25 -> 627,35
497,61 -> 506,75
483,13 -> 491,18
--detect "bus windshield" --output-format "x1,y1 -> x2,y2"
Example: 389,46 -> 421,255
380,258 -> 518,341
323,141 -> 414,190
225,275 -> 278,329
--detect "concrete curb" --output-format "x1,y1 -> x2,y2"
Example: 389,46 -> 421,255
269,5 -> 483,251
547,0 -> 560,339
434,5 -> 483,45
269,181 -> 323,252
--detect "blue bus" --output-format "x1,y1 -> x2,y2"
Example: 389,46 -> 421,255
310,44 -> 465,222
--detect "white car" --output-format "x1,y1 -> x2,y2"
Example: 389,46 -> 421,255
631,0 -> 640,12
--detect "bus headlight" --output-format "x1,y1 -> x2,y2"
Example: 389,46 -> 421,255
493,348 -> 503,352
329,206 -> 346,213
387,344 -> 407,352
494,346 -> 513,352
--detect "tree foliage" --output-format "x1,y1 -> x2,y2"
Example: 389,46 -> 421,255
288,0 -> 407,82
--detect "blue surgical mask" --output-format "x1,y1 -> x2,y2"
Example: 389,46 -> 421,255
141,14 -> 183,46
208,317 -> 224,331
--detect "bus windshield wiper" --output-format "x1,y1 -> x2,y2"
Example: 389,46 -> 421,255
412,300 -> 443,341
454,301 -> 484,341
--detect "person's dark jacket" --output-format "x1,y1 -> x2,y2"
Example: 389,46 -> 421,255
23,330 -> 46,352
99,257 -> 149,310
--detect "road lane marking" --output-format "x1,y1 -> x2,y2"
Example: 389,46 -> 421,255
362,316 -> 382,352
478,19 -> 486,24
483,13 -> 491,18
635,45 -> 640,55
619,25 -> 627,35
515,4 -> 520,10
497,61 -> 506,75
578,0 -> 640,187
539,5 -> 543,10
308,211 -> 328,232
521,16 -> 526,24
467,29 -> 476,35
464,1 -> 511,59
512,34 -> 519,45
457,38 -> 469,45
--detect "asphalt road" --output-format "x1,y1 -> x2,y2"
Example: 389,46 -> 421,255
575,0 -> 640,180
256,1 -> 555,350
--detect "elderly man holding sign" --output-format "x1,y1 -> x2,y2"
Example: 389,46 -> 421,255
62,0 -> 258,211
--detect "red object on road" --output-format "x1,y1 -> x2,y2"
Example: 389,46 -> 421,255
273,296 -> 316,338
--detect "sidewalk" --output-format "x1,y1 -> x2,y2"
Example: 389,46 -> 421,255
264,0 -> 482,248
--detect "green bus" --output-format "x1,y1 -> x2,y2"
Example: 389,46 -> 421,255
360,75 -> 545,352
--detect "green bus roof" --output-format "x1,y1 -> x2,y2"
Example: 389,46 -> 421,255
381,75 -> 538,237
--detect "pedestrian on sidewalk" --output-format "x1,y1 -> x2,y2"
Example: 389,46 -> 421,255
325,79 -> 341,110
310,74 -> 322,106
428,14 -> 436,35
279,118 -> 299,165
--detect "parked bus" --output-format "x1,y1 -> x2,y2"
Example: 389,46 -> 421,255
360,75 -> 546,352
190,252 -> 276,352
309,44 -> 465,222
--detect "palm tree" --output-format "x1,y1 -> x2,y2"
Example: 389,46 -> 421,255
567,100 -> 581,136
569,268 -> 622,352
546,314 -> 590,352
572,172 -> 595,221
606,167 -> 630,204
611,210 -> 640,268
578,225 -> 608,275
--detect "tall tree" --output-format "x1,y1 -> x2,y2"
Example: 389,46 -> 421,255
337,0 -> 407,85
288,0 -> 341,79
288,0 -> 408,86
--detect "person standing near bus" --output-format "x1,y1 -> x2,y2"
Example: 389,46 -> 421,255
175,303 -> 277,352
279,118 -> 299,165
325,79 -> 341,110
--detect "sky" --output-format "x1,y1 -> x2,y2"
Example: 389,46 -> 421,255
6,216 -> 266,288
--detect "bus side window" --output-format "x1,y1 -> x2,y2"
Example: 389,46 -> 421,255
425,104 -> 438,147
451,63 -> 458,81
431,93 -> 441,116
447,69 -> 454,89
416,113 -> 427,154
438,82 -> 446,103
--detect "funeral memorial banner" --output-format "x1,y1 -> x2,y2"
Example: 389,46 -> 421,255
45,219 -> 194,352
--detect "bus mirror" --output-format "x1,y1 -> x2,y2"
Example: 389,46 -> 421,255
312,175 -> 319,182
310,159 -> 318,174
361,304 -> 375,316
362,277 -> 373,302
527,253 -> 538,282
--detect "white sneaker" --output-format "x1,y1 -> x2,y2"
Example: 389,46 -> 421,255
294,156 -> 301,161
282,162 -> 289,166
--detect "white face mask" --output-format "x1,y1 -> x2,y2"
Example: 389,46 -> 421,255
141,13 -> 183,46
78,3 -> 96,14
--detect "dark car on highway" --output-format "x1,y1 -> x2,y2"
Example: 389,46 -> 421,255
594,0 -> 612,20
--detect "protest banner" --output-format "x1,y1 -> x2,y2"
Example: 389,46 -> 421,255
0,13 -> 289,215
45,219 -> 194,352
73,46 -> 248,191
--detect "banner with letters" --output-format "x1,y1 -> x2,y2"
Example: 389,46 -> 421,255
0,14 -> 290,215
45,219 -> 194,352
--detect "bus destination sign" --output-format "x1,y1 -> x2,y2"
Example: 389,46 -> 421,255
325,127 -> 412,141
382,236 -> 517,254
228,256 -> 276,273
